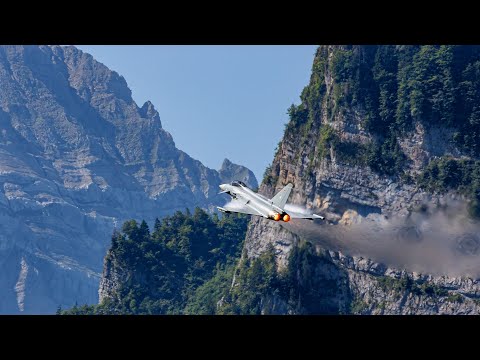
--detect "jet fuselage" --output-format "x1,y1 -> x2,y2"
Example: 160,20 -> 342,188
218,181 -> 324,222
219,182 -> 288,221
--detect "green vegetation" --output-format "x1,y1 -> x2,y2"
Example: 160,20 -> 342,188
262,163 -> 278,187
412,282 -> 448,297
62,208 -> 249,315
62,302 -> 115,315
446,293 -> 464,303
350,299 -> 369,314
287,103 -> 309,129
377,275 -> 412,293
329,45 -> 480,141
61,219 -> 459,315
184,263 -> 236,314
315,124 -> 372,167
285,45 -> 480,177
418,157 -> 480,217
218,245 -> 280,314
63,229 -> 347,314
377,275 -> 448,299
316,125 -> 338,160
218,242 -> 344,314
280,242 -> 342,314
365,134 -> 407,176
314,123 -> 403,173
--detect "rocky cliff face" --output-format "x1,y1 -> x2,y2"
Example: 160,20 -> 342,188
98,244 -> 127,305
218,158 -> 258,189
246,225 -> 480,314
0,45 -> 256,314
243,45 -> 480,314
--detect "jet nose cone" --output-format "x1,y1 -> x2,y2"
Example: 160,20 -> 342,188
220,184 -> 226,190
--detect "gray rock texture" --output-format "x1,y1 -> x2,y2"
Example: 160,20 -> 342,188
246,220 -> 480,314
0,45 -> 256,314
218,158 -> 258,189
242,45 -> 480,314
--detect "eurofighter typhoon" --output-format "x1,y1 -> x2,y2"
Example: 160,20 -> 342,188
217,181 -> 324,222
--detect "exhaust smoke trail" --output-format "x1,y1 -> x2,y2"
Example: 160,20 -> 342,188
284,204 -> 314,215
283,200 -> 480,278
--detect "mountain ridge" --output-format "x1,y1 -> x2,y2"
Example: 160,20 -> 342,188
0,45 -> 256,313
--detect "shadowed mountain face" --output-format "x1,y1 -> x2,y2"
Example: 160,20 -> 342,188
218,158 -> 258,189
0,45 -> 256,314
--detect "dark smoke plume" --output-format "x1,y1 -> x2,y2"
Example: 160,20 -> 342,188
284,199 -> 480,278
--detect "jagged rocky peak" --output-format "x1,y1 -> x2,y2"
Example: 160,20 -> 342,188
140,100 -> 162,126
0,45 -> 257,314
218,158 -> 258,189
58,45 -> 134,105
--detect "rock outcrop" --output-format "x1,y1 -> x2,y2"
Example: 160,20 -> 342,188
0,45 -> 256,314
242,45 -> 480,314
218,158 -> 258,189
245,220 -> 480,314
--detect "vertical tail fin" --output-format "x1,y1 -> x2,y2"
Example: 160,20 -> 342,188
271,183 -> 293,209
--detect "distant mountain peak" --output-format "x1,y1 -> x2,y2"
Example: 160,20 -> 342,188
140,100 -> 162,127
220,158 -> 232,168
219,158 -> 258,189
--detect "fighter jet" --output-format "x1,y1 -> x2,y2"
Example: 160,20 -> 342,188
217,180 -> 324,222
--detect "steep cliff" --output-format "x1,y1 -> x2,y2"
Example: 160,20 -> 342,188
0,45 -> 256,314
240,45 -> 480,314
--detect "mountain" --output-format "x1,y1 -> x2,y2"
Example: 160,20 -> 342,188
236,45 -> 480,314
83,45 -> 480,315
218,158 -> 258,189
0,45 -> 256,314
80,208 -> 248,315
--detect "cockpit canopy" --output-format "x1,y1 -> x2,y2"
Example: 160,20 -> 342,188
231,180 -> 247,187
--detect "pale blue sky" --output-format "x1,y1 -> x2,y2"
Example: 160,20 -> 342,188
76,45 -> 317,180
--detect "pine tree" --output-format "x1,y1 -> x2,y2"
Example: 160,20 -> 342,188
122,220 -> 139,240
154,217 -> 161,232
138,220 -> 150,240
110,230 -> 121,249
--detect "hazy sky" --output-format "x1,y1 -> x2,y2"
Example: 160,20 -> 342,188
76,45 -> 317,180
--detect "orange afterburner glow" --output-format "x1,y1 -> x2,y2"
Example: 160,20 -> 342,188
273,213 -> 281,221
283,214 -> 290,222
